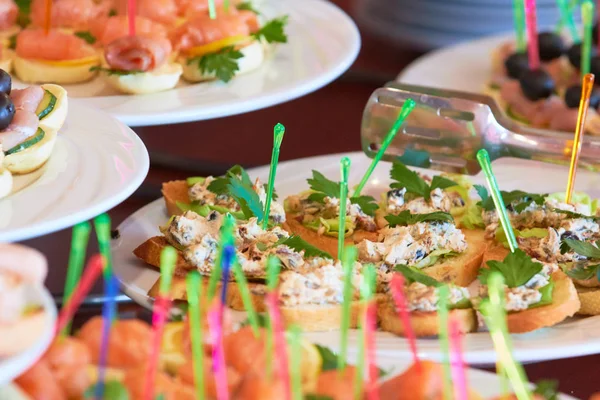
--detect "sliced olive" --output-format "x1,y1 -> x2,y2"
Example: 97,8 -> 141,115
519,69 -> 555,101
0,69 -> 11,95
505,52 -> 529,79
564,84 -> 600,109
538,32 -> 565,61
0,92 -> 15,131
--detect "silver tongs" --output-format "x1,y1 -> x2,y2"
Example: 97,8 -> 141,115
361,82 -> 600,175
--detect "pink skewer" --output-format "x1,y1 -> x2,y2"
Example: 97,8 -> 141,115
265,292 -> 291,400
449,316 -> 468,400
524,0 -> 540,70
364,301 -> 379,400
143,296 -> 171,400
390,274 -> 420,369
209,303 -> 229,400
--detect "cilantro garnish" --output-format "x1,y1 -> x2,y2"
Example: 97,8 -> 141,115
207,165 -> 252,195
479,249 -> 543,288
236,1 -> 260,14
560,238 -> 600,281
315,344 -> 338,371
252,16 -> 288,44
389,162 -> 458,201
561,238 -> 600,258
306,170 -> 378,216
475,186 -> 547,212
565,262 -> 600,281
394,265 -> 441,287
227,176 -> 265,222
533,379 -> 559,400
553,208 -> 600,221
279,235 -> 333,259
89,66 -> 143,76
188,46 -> 243,83
84,380 -> 129,400
385,210 -> 454,227
74,30 -> 96,44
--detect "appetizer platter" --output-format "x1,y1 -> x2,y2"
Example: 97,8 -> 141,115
0,67 -> 149,242
0,244 -> 57,386
400,0 -> 600,136
2,0 -> 360,126
111,151 -> 600,365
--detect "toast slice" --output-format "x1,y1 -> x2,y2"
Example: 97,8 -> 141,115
133,236 -> 192,271
377,299 -> 477,337
482,246 -> 581,333
162,180 -> 189,217
575,286 -> 600,315
283,214 -> 378,259
422,229 -> 488,287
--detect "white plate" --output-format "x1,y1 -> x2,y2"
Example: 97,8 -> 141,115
0,100 -> 149,242
397,33 -> 511,92
111,151 -> 600,365
12,0 -> 360,127
0,285 -> 57,386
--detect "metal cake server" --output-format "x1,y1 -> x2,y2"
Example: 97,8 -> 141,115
361,82 -> 600,175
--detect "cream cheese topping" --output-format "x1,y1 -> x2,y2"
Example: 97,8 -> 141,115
385,187 -> 464,215
399,282 -> 469,312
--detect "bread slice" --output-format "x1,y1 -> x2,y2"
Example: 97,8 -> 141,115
482,246 -> 581,333
422,229 -> 488,287
162,180 -> 189,217
133,236 -> 191,270
575,286 -> 600,315
283,213 -> 379,259
378,299 -> 477,337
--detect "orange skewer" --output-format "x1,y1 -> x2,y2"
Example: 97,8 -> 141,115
565,73 -> 594,204
43,0 -> 52,34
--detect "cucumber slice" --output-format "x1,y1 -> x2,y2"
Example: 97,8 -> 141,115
36,90 -> 57,120
5,128 -> 45,155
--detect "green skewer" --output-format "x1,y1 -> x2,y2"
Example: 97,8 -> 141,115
186,271 -> 205,400
476,149 -> 518,252
289,325 -> 303,400
556,0 -> 579,42
481,273 -> 532,400
231,259 -> 260,336
265,255 -> 281,378
438,286 -> 453,400
337,245 -> 357,372
208,0 -> 216,19
512,0 -> 526,53
159,247 -> 177,295
581,0 -> 595,76
93,214 -> 113,279
338,157 -> 351,260
262,123 -> 285,230
61,222 -> 91,336
353,99 -> 416,197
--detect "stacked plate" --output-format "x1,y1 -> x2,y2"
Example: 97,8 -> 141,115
352,0 -> 578,50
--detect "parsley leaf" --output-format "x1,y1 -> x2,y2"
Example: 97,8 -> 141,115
389,161 -> 458,201
84,381 -> 129,400
473,184 -> 489,202
394,265 -> 441,287
553,208 -> 600,221
236,1 -> 260,14
89,66 -> 142,76
533,379 -> 559,400
565,262 -> 600,281
252,16 -> 288,44
430,175 -> 459,191
207,165 -> 251,196
479,249 -> 543,288
279,235 -> 333,259
227,177 -> 265,221
385,210 -> 454,227
306,170 -> 378,216
562,238 -> 600,259
74,30 -> 96,44
189,46 -> 243,83
315,344 -> 338,371
478,190 -> 547,212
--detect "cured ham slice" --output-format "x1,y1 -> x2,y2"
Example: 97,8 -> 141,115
105,35 -> 172,72
11,86 -> 44,113
0,109 -> 39,150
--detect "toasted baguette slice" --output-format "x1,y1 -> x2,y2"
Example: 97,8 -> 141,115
133,236 -> 191,270
378,299 -> 477,337
283,213 -> 378,259
483,246 -> 581,333
422,229 -> 488,287
575,286 -> 600,315
162,180 -> 189,217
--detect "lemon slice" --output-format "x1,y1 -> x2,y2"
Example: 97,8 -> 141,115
35,55 -> 100,67
184,35 -> 252,58
160,321 -> 187,374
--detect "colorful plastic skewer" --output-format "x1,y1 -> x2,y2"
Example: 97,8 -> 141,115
94,214 -> 113,279
438,286 -> 453,400
389,274 -> 420,368
95,274 -> 120,400
338,157 -> 351,259
337,245 -> 357,372
449,315 -> 468,400
186,271 -> 206,400
512,0 -> 526,52
524,0 -> 540,70
581,1 -> 595,76
263,123 -> 285,229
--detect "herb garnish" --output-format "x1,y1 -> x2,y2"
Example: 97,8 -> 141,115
478,249 -> 543,287
394,265 -> 441,287
385,210 -> 454,227
553,208 -> 600,221
74,30 -> 96,44
533,379 -> 559,400
257,234 -> 333,259
251,16 -> 289,44
306,170 -> 378,216
236,1 -> 260,14
389,162 -> 458,201
89,66 -> 143,76
188,46 -> 243,83
7,34 -> 16,50
561,238 -> 600,258
83,380 -> 129,399
560,238 -> 600,281
474,185 -> 547,212
227,175 -> 265,221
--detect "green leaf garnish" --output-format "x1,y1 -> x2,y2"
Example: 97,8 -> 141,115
89,66 -> 142,76
306,170 -> 378,216
389,162 -> 459,201
315,344 -> 337,371
227,177 -> 265,221
477,190 -> 547,212
188,46 -> 243,83
252,16 -> 288,44
241,313 -> 269,328
84,381 -> 129,400
394,265 -> 442,287
279,235 -> 333,259
533,379 -> 559,400
565,262 -> 600,281
562,238 -> 600,259
479,249 -> 543,288
74,30 -> 96,44
553,208 -> 600,221
385,210 -> 454,227
206,165 -> 251,195
7,34 -> 16,50
473,184 -> 489,202
236,1 -> 260,14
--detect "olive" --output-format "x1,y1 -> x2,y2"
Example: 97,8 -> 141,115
505,52 -> 529,79
519,69 -> 555,101
0,92 -> 15,131
560,230 -> 577,241
0,69 -> 11,95
538,32 -> 565,61
566,43 -> 598,70
564,84 -> 600,109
